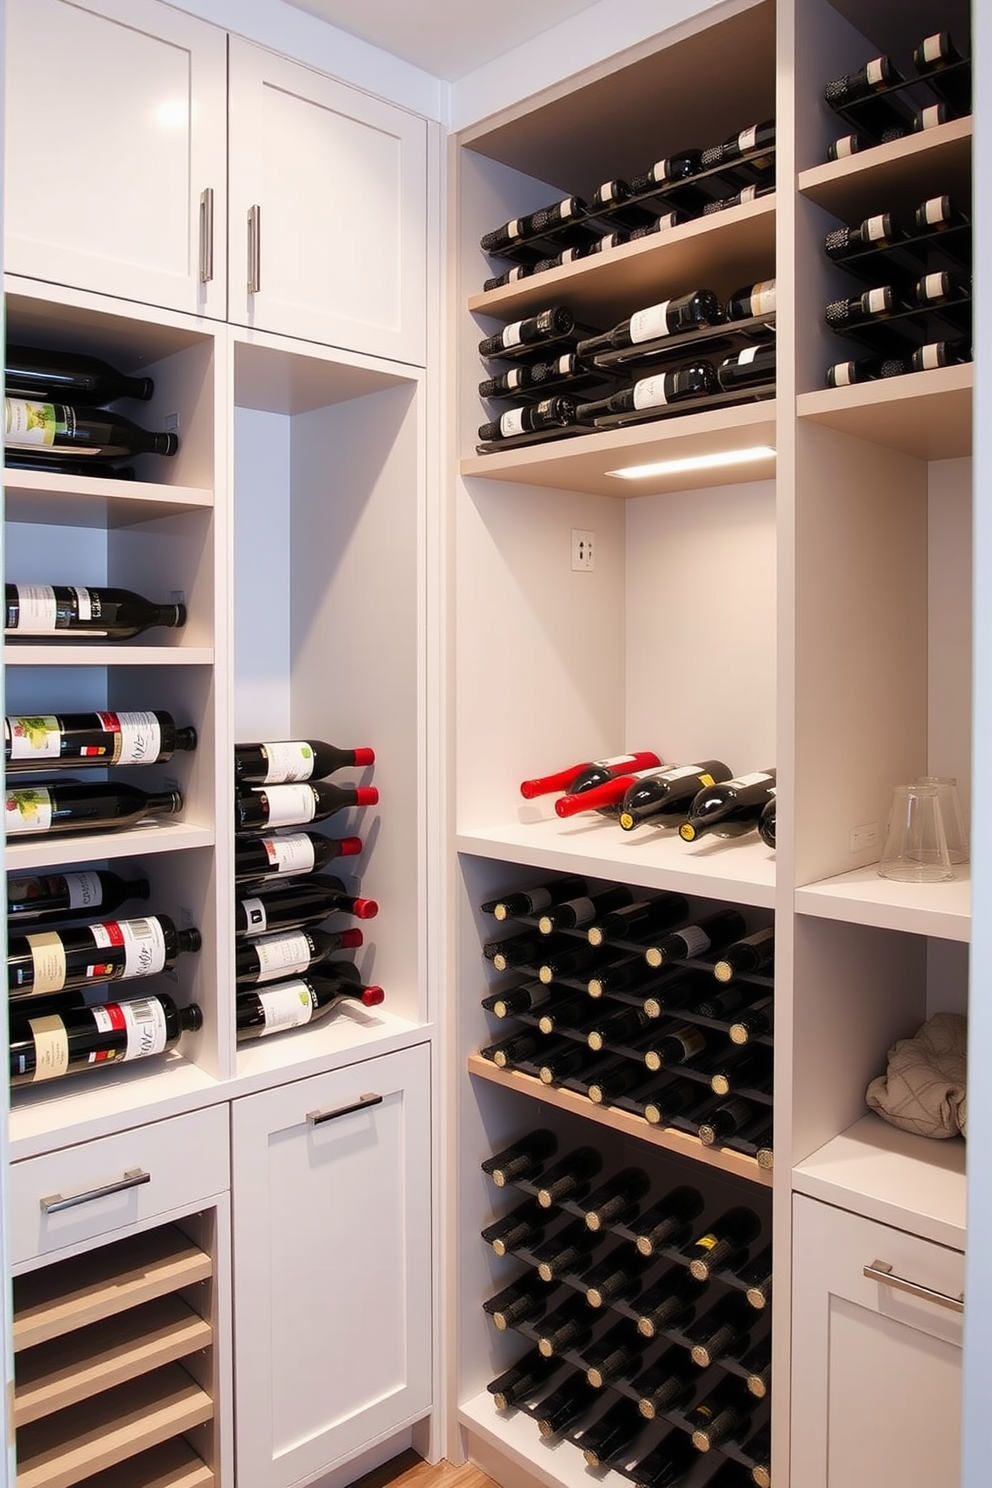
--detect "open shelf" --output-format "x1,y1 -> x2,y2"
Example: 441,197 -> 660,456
78,1440 -> 213,1488
234,1009 -> 430,1091
798,117 -> 972,222
3,468 -> 213,526
4,646 -> 215,667
469,1055 -> 772,1188
797,361 -> 972,460
796,864 -> 970,942
6,821 -> 215,873
459,1389 -> 634,1488
793,1112 -> 965,1252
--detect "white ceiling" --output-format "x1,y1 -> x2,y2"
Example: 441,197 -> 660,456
284,0 -> 606,80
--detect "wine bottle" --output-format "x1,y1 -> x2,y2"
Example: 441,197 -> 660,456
726,278 -> 777,324
519,750 -> 662,799
738,1244 -> 774,1311
742,1337 -> 772,1398
5,344 -> 155,405
5,584 -> 186,639
746,1426 -> 772,1488
708,1043 -> 773,1096
486,981 -> 550,1020
824,285 -> 901,331
234,830 -> 362,884
235,780 -> 378,833
575,1395 -> 646,1467
234,739 -> 374,785
635,1266 -> 706,1338
7,869 -> 150,925
639,1075 -> 704,1128
539,885 -> 635,934
481,1197 -> 551,1258
911,340 -> 971,372
481,1129 -> 558,1187
826,355 -> 909,387
5,781 -> 182,837
629,1185 -> 704,1256
583,1166 -> 651,1231
539,1043 -> 602,1087
717,345 -> 776,393
643,908 -> 746,971
535,1145 -> 603,1209
479,196 -> 587,257
589,177 -> 656,229
478,354 -> 602,401
588,892 -> 689,949
235,963 -> 384,1041
714,928 -> 775,983
477,395 -> 577,444
685,1206 -> 762,1281
585,1057 -> 648,1107
234,876 -> 378,938
584,1320 -> 645,1389
628,147 -> 703,196
554,768 -> 665,819
9,913 -> 200,998
490,875 -> 588,922
478,308 -> 575,361
529,246 -> 589,275
486,1349 -> 558,1411
4,451 -> 135,480
752,1119 -> 775,1170
539,939 -> 624,986
4,398 -> 178,459
822,58 -> 914,142
578,363 -> 718,425
915,193 -> 971,238
687,1376 -> 754,1452
703,183 -> 776,215
532,1218 -> 602,1281
482,264 -> 532,292
679,769 -> 776,843
537,994 -> 597,1037
5,710 -> 195,772
481,1030 -> 544,1071
10,991 -> 201,1085
824,211 -> 903,262
826,132 -> 865,161
586,1004 -> 653,1053
483,1277 -> 548,1332
482,929 -> 546,972
757,796 -> 776,849
578,290 -> 724,357
628,1430 -> 700,1488
587,956 -> 666,1000
700,120 -> 775,173
641,1021 -> 708,1072
729,994 -> 774,1045
913,32 -> 970,116
914,271 -> 971,332
234,925 -> 363,986
584,1247 -> 654,1310
627,208 -> 688,238
535,1294 -> 595,1357
535,1375 -> 601,1439
632,1346 -> 696,1419
687,1290 -> 755,1368
619,762 -> 733,831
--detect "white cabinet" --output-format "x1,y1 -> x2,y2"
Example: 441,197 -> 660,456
4,0 -> 228,319
792,1195 -> 963,1488
231,1043 -> 433,1488
228,39 -> 428,365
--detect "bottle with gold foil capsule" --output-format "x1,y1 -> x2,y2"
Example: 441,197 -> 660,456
749,1117 -> 775,1171
482,929 -> 549,972
688,1376 -> 755,1453
686,1291 -> 755,1369
641,1019 -> 709,1073
643,907 -> 746,969
532,1218 -> 603,1282
618,761 -> 733,830
639,969 -> 712,1021
629,1185 -> 704,1256
729,994 -> 774,1045
587,891 -> 689,948
486,1349 -> 558,1412
714,928 -> 775,983
483,1277 -> 549,1333
635,1266 -> 707,1339
685,1206 -> 762,1282
536,993 -> 598,1038
627,1430 -> 702,1488
481,1129 -> 558,1188
632,1346 -> 697,1420
746,1426 -> 772,1487
585,1055 -> 649,1107
708,1043 -> 773,1097
481,982 -> 552,1020
586,956 -> 672,1000
479,1030 -> 544,1071
534,1375 -> 602,1440
574,1395 -> 646,1468
536,1146 -> 604,1208
583,1166 -> 651,1231
697,1095 -> 761,1147
741,1336 -> 772,1399
583,1245 -> 654,1310
538,884 -> 637,934
640,1075 -> 706,1128
737,1243 -> 773,1310
489,875 -> 588,922
584,1319 -> 645,1390
680,769 -> 776,842
481,1197 -> 551,1258
586,1004 -> 653,1053
534,1293 -> 595,1358
538,1041 -> 603,1089
538,940 -> 622,985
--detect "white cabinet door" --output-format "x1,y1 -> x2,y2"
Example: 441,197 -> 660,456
5,0 -> 227,317
231,1044 -> 432,1488
792,1195 -> 963,1488
228,39 -> 428,366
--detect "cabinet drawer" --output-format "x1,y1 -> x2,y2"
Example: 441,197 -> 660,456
10,1105 -> 230,1268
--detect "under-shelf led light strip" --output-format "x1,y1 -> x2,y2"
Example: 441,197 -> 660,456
607,445 -> 777,479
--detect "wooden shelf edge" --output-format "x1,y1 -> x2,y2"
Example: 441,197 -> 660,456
4,646 -> 215,667
3,467 -> 213,511
71,1438 -> 213,1488
795,868 -> 970,943
5,821 -> 216,872
467,1054 -> 772,1187
797,117 -> 973,202
796,365 -> 972,460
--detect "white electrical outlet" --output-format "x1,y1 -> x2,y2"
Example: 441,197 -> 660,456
571,529 -> 595,571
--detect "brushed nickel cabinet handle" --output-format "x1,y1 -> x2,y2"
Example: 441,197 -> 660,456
247,204 -> 261,294
864,1258 -> 964,1313
199,187 -> 214,283
41,1168 -> 151,1215
307,1092 -> 383,1126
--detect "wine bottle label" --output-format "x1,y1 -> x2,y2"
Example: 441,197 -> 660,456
728,771 -> 773,788
738,347 -> 759,365
556,355 -> 572,375
72,586 -> 96,621
740,186 -> 758,204
562,245 -> 583,261
28,1015 -> 69,1081
4,400 -> 101,454
506,369 -> 523,391
594,754 -> 642,767
632,375 -> 669,410
253,931 -> 314,983
5,786 -> 54,834
922,273 -> 945,301
90,917 -> 167,978
651,158 -> 671,179
598,181 -> 616,203
866,57 -> 885,86
659,211 -> 679,230
261,832 -> 317,875
918,344 -> 943,371
525,888 -> 554,911
258,980 -> 316,1033
67,871 -> 103,909
559,198 -> 574,220
665,763 -> 710,783
93,998 -> 169,1061
241,897 -> 268,935
629,301 -> 672,343
7,715 -> 61,760
500,409 -> 526,437
866,215 -> 887,242
562,897 -> 597,926
830,361 -> 856,386
679,924 -> 713,956
502,321 -> 525,349
738,125 -> 758,151
920,105 -> 943,129
923,196 -> 948,225
257,783 -> 318,826
506,220 -> 520,239
10,583 -> 57,632
672,1026 -> 706,1058
833,134 -> 858,158
749,280 -> 776,315
259,741 -> 318,783
26,931 -> 68,993
96,711 -> 163,765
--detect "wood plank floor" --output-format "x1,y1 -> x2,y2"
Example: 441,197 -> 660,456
347,1449 -> 497,1488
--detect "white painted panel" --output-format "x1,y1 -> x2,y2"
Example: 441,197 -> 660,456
233,407 -> 293,737
928,457 -> 973,825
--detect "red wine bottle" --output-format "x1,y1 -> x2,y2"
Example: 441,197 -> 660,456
702,183 -> 775,215
742,1337 -> 772,1398
635,1265 -> 707,1339
714,928 -> 775,983
619,761 -> 733,831
536,1146 -> 603,1208
575,1395 -> 646,1468
532,1217 -> 603,1281
632,1346 -> 697,1418
482,264 -> 532,292
7,870 -> 150,925
739,1244 -> 774,1311
481,1129 -> 558,1187
10,992 -> 201,1085
822,58 -> 913,142
9,913 -> 200,998
824,285 -> 901,331
234,830 -> 362,884
627,1184 -> 704,1257
729,995 -> 774,1045
481,1197 -> 550,1257
5,782 -> 182,837
685,1206 -> 762,1281
235,781 -> 378,832
643,908 -> 746,970
5,345 -> 154,404
627,1430 -> 700,1488
481,1029 -> 544,1070
700,119 -> 775,171
638,1075 -> 703,1127
584,1247 -> 655,1310
579,290 -> 724,357
708,1043 -> 773,1096
484,981 -> 550,1020
586,1004 -> 652,1053
478,308 -> 575,361
726,278 -> 777,323
913,31 -> 970,115
539,885 -> 636,934
588,891 -> 690,950
578,363 -> 718,425
235,962 -> 384,1040
824,211 -> 903,262
534,1375 -> 601,1439
478,395 -> 577,443
826,355 -> 910,387
717,345 -> 776,393
235,926 -> 363,986
520,750 -> 662,800
687,1375 -> 754,1452
534,1294 -> 595,1357
234,739 -> 374,784
555,768 -> 662,819
4,398 -> 178,459
490,875 -> 588,922
911,340 -> 971,373
679,770 -> 776,842
5,711 -> 196,771
583,1165 -> 651,1231
486,1350 -> 558,1411
4,452 -> 136,480
697,1094 -> 760,1146
585,1056 -> 650,1107
584,1319 -> 645,1389
235,875 -> 377,938
5,584 -> 186,639
641,1021 -> 708,1072
482,929 -> 551,972
629,148 -> 703,194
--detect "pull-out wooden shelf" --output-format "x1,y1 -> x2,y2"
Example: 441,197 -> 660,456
75,1438 -> 213,1488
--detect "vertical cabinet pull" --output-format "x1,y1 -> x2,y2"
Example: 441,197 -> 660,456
247,204 -> 261,295
863,1259 -> 964,1313
307,1092 -> 383,1126
40,1168 -> 151,1215
199,187 -> 214,284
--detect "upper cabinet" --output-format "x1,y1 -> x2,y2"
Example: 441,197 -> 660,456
4,0 -> 228,319
228,40 -> 429,366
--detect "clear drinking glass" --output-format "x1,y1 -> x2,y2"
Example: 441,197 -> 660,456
916,776 -> 969,864
877,783 -> 954,882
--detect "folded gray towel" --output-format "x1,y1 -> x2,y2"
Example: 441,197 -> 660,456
865,1012 -> 967,1140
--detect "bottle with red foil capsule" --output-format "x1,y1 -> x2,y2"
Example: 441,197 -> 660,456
235,780 -> 378,832
234,926 -> 364,986
8,913 -> 201,998
555,768 -> 664,819
234,739 -> 374,784
234,876 -> 378,938
234,830 -> 363,884
235,962 -> 384,1041
5,710 -> 196,771
10,992 -> 201,1086
519,750 -> 663,800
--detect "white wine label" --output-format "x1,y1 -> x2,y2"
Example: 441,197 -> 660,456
662,764 -> 708,782
632,375 -> 669,410
29,1015 -> 69,1081
258,783 -> 318,827
599,182 -> 616,203
252,931 -> 313,983
506,369 -> 522,390
6,787 -> 54,834
738,347 -> 759,365
740,186 -> 758,204
918,344 -> 943,370
739,125 -> 758,151
90,917 -> 167,978
67,871 -> 103,909
559,198 -> 574,220
921,34 -> 943,63
922,273 -> 945,301
679,925 -> 713,957
593,754 -> 641,768
501,320 -> 524,349
72,587 -> 94,620
866,215 -> 887,241
115,998 -> 169,1061
750,280 -> 776,315
506,219 -> 520,239
831,361 -> 855,386
866,57 -> 884,86
7,715 -> 61,760
556,355 -> 572,375
259,740 -> 318,784
833,135 -> 857,158
659,212 -> 679,230
561,246 -> 582,262
867,288 -> 888,314
95,711 -> 163,766
26,931 -> 68,993
11,583 -> 57,632
923,196 -> 947,225
500,408 -> 526,438
564,897 -> 597,926
742,927 -> 775,947
920,105 -> 943,130
526,888 -> 554,911
630,301 -> 672,343
241,897 -> 268,935
5,398 -> 57,448
730,771 -> 774,787
259,979 -> 316,1034
262,833 -> 316,875
652,158 -> 670,179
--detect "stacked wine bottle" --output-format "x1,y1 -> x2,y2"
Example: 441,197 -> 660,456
481,1131 -> 772,1484
233,738 -> 384,1042
479,876 -> 773,1169
822,30 -> 970,163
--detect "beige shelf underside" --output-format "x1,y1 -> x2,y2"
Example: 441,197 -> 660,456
796,864 -> 970,942
468,1054 -> 771,1188
73,1439 -> 213,1488
797,363 -> 972,461
793,1113 -> 966,1251
798,118 -> 972,221
4,467 -> 213,526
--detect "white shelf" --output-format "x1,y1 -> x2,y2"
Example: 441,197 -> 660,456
4,646 -> 214,667
793,1113 -> 966,1251
457,816 -> 775,908
797,117 -> 972,221
797,363 -> 972,462
4,467 -> 212,526
6,821 -> 215,872
459,1389 -> 634,1488
796,865 -> 970,942
234,1009 -> 431,1092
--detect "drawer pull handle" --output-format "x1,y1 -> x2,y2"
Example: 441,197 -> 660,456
307,1092 -> 383,1127
41,1168 -> 151,1215
864,1259 -> 964,1313
199,186 -> 215,283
